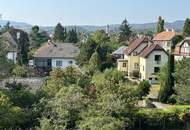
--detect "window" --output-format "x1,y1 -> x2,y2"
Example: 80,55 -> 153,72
154,67 -> 160,73
149,77 -> 152,80
123,63 -> 127,67
155,55 -> 161,61
167,42 -> 170,47
134,63 -> 139,69
56,60 -> 62,67
143,66 -> 144,71
69,61 -> 73,64
155,77 -> 158,80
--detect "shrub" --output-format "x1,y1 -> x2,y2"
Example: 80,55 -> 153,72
136,80 -> 151,99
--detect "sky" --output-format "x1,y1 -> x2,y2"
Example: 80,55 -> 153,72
0,0 -> 189,26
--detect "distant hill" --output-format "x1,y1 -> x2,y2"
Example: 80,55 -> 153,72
0,20 -> 185,34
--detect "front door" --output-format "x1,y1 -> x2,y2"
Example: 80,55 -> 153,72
47,59 -> 52,68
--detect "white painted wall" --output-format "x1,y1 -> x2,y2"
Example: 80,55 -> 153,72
7,51 -> 17,63
140,51 -> 168,83
51,58 -> 77,69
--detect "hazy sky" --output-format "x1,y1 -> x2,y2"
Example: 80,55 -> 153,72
0,0 -> 189,26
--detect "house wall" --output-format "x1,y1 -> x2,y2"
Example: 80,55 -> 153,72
7,51 -> 17,63
117,60 -> 128,72
140,51 -> 168,83
51,58 -> 77,69
154,40 -> 172,52
128,56 -> 140,76
180,42 -> 190,55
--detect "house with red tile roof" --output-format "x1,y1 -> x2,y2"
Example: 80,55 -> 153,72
175,37 -> 190,60
153,30 -> 176,52
117,36 -> 168,83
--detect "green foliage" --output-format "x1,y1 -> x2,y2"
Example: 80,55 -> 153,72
156,16 -> 165,34
119,18 -> 132,43
29,25 -> 49,50
46,85 -> 87,129
3,82 -> 37,108
53,23 -> 66,42
87,51 -> 101,74
91,29 -> 110,43
0,82 -> 45,129
175,58 -> 190,104
183,18 -> 190,37
158,54 -> 175,103
79,116 -> 125,130
136,80 -> 151,99
76,38 -> 97,66
104,68 -> 124,83
0,38 -> 14,79
37,118 -> 54,130
42,67 -> 91,97
65,29 -> 78,43
9,29 -> 30,65
12,64 -> 26,77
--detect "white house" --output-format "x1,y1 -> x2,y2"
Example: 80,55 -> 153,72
1,32 -> 18,63
33,41 -> 79,70
139,44 -> 168,83
153,30 -> 176,52
175,37 -> 190,60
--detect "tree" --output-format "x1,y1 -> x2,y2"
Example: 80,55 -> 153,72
65,29 -> 78,43
183,18 -> 190,37
118,19 -> 132,43
8,29 -> 30,65
43,85 -> 87,130
175,58 -> 190,104
156,16 -> 165,34
158,54 -> 175,103
91,30 -> 110,44
53,23 -> 66,42
29,25 -> 49,50
0,37 -> 14,79
136,80 -> 151,99
76,38 -> 97,66
79,116 -> 124,130
88,51 -> 101,74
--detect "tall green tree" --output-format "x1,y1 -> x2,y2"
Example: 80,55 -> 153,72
15,30 -> 30,65
175,58 -> 190,104
76,38 -> 97,66
29,25 -> 49,52
53,23 -> 66,42
65,29 -> 78,43
158,54 -> 175,103
88,51 -> 101,74
183,18 -> 190,37
119,19 -> 132,43
156,16 -> 165,34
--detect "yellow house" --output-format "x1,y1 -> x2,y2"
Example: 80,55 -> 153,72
117,36 -> 152,77
139,44 -> 168,83
117,36 -> 168,83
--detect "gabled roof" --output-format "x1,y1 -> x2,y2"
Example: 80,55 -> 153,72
175,37 -> 190,55
1,32 -> 18,49
34,42 -> 80,59
125,36 -> 149,55
140,44 -> 168,58
112,46 -> 128,55
153,31 -> 176,41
